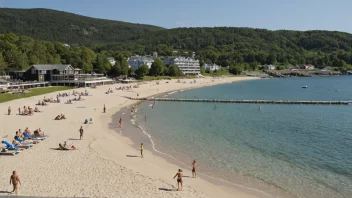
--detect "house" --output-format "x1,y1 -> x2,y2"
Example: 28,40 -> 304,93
285,65 -> 293,70
204,63 -> 221,72
265,65 -> 276,70
296,65 -> 315,70
127,55 -> 154,69
8,70 -> 26,80
163,57 -> 200,75
25,64 -> 75,82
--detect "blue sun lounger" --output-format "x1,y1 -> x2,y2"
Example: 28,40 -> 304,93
1,140 -> 19,150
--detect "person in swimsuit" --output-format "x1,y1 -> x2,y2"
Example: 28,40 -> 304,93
119,118 -> 122,128
103,104 -> 106,113
8,106 -> 11,115
79,126 -> 83,140
10,171 -> 21,195
173,169 -> 183,191
140,143 -> 144,158
192,160 -> 197,178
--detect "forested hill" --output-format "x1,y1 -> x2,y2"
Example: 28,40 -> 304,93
1,8 -> 352,71
99,27 -> 352,68
0,8 -> 164,45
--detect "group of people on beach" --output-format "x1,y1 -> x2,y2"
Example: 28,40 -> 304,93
115,85 -> 138,91
15,105 -> 40,116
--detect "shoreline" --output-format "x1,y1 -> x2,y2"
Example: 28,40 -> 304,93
0,76 -> 268,198
120,86 -> 294,198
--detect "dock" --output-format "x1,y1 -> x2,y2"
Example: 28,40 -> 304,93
123,97 -> 350,105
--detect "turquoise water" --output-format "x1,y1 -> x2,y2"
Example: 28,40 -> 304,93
135,76 -> 352,198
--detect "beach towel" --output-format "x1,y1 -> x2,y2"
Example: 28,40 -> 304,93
14,136 -> 24,143
1,140 -> 19,150
23,133 -> 32,140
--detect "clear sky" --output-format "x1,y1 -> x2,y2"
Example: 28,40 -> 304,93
1,0 -> 351,33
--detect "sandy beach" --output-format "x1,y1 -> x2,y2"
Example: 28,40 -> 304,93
0,76 -> 268,198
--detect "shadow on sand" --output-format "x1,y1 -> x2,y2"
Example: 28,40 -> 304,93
158,188 -> 177,192
126,155 -> 139,157
67,138 -> 81,141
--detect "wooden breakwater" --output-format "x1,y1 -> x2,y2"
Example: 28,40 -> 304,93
123,97 -> 350,105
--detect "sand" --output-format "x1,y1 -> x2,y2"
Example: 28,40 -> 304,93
0,76 -> 268,198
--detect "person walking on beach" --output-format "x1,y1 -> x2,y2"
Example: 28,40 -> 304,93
79,126 -> 84,140
8,106 -> 11,115
173,169 -> 183,191
18,107 -> 21,115
192,160 -> 197,178
140,143 -> 144,158
145,115 -> 147,122
119,118 -> 122,128
10,171 -> 21,195
103,104 -> 106,113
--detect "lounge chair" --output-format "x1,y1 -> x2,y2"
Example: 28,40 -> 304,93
1,140 -> 19,150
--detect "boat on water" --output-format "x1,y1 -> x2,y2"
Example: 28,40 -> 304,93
302,86 -> 308,88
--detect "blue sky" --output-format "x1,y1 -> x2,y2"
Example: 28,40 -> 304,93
1,0 -> 351,33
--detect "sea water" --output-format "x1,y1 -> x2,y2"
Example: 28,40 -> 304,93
134,76 -> 352,198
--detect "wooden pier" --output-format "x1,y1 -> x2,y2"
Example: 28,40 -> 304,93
123,97 -> 350,105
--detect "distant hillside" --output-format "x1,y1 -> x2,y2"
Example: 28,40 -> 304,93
99,27 -> 352,68
0,8 -> 164,45
1,8 -> 352,71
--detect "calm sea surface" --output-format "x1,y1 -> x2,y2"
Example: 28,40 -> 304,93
134,76 -> 352,198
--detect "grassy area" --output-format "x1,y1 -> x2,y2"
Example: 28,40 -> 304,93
0,86 -> 72,103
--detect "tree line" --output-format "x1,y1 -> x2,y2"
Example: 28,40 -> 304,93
0,33 -> 185,79
98,28 -> 352,71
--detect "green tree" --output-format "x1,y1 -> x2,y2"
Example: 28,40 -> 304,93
135,65 -> 149,79
110,61 -> 121,77
128,67 -> 135,76
149,58 -> 165,76
95,53 -> 111,74
229,65 -> 244,75
200,66 -> 205,74
168,64 -> 182,76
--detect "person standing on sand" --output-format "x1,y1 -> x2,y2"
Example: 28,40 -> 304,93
10,171 -> 21,195
140,143 -> 144,158
103,104 -> 106,113
79,126 -> 84,140
119,118 -> 122,128
173,169 -> 183,191
8,106 -> 11,115
18,107 -> 21,115
192,160 -> 197,178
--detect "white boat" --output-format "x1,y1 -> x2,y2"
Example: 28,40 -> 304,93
302,86 -> 308,88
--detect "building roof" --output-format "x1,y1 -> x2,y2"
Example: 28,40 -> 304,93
31,64 -> 73,71
128,56 -> 154,62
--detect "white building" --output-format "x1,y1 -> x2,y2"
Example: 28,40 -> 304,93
265,64 -> 276,70
204,63 -> 221,72
127,55 -> 154,69
164,57 -> 200,75
107,57 -> 116,66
